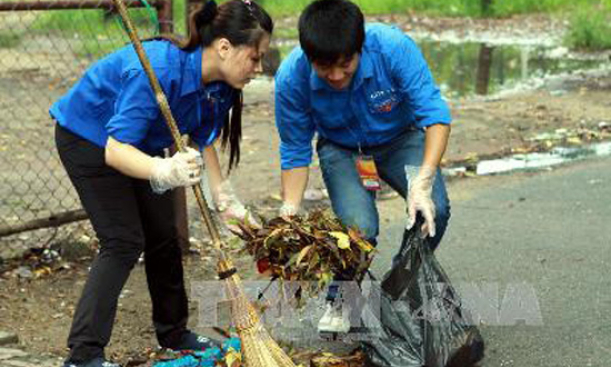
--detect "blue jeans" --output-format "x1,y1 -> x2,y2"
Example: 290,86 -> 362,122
317,128 -> 451,255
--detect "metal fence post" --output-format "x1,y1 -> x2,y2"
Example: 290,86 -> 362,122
157,0 -> 173,34
185,0 -> 199,30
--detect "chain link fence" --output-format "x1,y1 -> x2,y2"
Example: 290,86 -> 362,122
0,0 -> 174,256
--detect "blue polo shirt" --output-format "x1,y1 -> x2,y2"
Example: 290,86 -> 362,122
50,40 -> 235,155
275,23 -> 451,170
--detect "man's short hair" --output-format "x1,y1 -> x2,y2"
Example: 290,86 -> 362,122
298,0 -> 365,66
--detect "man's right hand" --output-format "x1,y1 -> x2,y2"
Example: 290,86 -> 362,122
150,147 -> 202,194
280,167 -> 309,218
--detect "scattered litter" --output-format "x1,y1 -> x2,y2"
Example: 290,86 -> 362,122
303,188 -> 328,201
152,337 -> 242,367
15,266 -> 33,279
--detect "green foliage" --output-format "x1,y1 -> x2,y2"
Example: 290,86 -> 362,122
32,7 -> 156,33
257,0 -> 473,17
274,27 -> 299,40
564,5 -> 611,50
30,7 -> 159,57
257,0 -> 312,17
0,33 -> 21,49
392,0 -> 479,17
17,0 -> 611,55
258,0 -> 607,18
278,44 -> 298,60
491,0 -> 560,16
173,0 -> 188,35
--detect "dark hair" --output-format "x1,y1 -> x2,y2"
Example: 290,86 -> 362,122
176,0 -> 273,171
298,0 -> 364,67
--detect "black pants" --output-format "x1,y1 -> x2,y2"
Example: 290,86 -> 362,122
55,124 -> 189,362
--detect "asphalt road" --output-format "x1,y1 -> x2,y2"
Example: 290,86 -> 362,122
373,155 -> 611,367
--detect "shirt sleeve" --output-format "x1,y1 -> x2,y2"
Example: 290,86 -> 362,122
105,69 -> 160,145
275,79 -> 316,170
387,29 -> 451,128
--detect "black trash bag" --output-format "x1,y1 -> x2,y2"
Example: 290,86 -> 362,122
360,218 -> 485,367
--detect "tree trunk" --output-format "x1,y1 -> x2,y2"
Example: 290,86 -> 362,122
476,44 -> 494,95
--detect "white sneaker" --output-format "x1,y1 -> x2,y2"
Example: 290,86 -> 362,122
318,303 -> 351,333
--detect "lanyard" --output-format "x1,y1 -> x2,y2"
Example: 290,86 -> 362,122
344,89 -> 370,153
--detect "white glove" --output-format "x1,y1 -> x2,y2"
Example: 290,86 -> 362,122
406,165 -> 437,238
150,147 -> 202,194
215,180 -> 260,227
279,202 -> 299,218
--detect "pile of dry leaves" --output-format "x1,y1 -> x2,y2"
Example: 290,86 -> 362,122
236,210 -> 375,295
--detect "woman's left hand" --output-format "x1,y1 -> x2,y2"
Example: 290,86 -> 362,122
215,180 -> 260,231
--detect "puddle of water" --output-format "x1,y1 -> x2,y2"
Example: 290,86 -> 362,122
419,40 -> 606,98
473,142 -> 611,175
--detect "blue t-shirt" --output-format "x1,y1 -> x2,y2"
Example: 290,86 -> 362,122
275,23 -> 451,170
50,40 -> 235,155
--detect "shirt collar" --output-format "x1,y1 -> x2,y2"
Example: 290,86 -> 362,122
181,46 -> 204,97
353,49 -> 374,88
309,68 -> 327,91
309,48 -> 374,92
181,47 -> 230,100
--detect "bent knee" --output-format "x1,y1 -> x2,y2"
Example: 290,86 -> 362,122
98,238 -> 144,265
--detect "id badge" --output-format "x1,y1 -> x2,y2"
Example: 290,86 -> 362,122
355,155 -> 381,191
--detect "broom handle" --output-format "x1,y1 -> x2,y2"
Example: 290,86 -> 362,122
112,0 -> 226,256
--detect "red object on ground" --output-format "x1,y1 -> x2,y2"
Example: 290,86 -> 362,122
256,258 -> 270,274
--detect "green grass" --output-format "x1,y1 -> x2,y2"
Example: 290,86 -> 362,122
278,43 -> 298,59
273,27 -> 299,40
492,0 -> 611,16
30,7 -> 160,57
259,0 -> 609,17
0,33 -> 22,48
23,0 -> 611,31
258,0 -> 467,17
173,0 -> 188,35
564,5 -> 611,50
13,0 -> 611,55
260,0 -> 611,52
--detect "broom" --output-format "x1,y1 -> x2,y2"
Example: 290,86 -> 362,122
111,0 -> 297,365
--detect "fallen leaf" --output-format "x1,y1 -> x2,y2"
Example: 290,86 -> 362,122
330,232 -> 351,250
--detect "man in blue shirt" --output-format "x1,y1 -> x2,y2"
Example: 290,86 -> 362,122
275,0 -> 451,333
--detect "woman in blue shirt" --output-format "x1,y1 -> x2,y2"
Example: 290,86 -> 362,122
52,1 -> 272,366
275,0 -> 450,334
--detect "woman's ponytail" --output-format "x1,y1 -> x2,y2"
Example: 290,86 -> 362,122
175,0 -> 273,172
183,0 -> 218,49
196,0 -> 217,27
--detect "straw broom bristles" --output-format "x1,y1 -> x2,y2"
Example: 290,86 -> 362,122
219,260 -> 298,366
220,260 -> 298,366
111,1 -> 297,365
